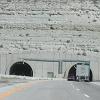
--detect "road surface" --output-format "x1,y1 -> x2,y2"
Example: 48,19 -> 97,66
0,79 -> 100,100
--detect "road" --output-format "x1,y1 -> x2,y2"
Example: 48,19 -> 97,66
0,79 -> 100,100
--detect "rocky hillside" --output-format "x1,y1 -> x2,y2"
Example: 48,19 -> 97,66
0,0 -> 100,57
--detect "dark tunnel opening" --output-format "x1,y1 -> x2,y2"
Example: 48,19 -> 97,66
10,62 -> 33,77
67,65 -> 77,81
68,64 -> 93,81
89,69 -> 93,81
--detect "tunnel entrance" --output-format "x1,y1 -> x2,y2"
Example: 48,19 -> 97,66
10,62 -> 33,77
67,65 -> 77,81
67,64 -> 93,81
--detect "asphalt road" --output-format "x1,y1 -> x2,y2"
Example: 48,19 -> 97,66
0,79 -> 100,100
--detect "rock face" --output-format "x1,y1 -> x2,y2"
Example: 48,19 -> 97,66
0,0 -> 100,81
0,0 -> 100,57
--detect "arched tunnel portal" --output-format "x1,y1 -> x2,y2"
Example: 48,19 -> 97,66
66,64 -> 93,81
9,61 -> 33,77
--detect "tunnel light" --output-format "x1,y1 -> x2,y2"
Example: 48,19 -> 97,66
23,60 -> 25,64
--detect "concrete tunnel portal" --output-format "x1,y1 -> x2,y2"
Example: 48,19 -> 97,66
10,62 -> 33,77
9,60 -> 93,81
67,64 -> 93,81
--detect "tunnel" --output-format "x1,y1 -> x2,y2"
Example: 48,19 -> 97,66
10,61 -> 33,77
67,64 -> 77,81
67,64 -> 93,81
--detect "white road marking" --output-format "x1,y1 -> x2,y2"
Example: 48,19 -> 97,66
72,85 -> 75,88
84,94 -> 90,98
76,88 -> 80,91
